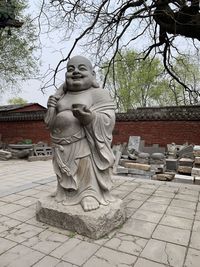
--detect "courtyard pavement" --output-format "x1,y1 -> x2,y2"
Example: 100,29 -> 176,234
0,159 -> 200,266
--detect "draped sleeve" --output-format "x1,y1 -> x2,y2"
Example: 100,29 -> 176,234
84,89 -> 116,171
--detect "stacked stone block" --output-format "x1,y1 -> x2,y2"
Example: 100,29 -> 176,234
192,146 -> 200,179
177,158 -> 194,175
150,153 -> 166,174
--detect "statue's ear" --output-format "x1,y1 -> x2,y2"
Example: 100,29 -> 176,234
92,70 -> 96,78
91,71 -> 100,88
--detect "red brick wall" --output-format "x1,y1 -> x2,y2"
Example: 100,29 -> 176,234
113,121 -> 200,147
1,119 -> 200,147
0,120 -> 51,144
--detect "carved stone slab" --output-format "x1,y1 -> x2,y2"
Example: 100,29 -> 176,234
36,196 -> 126,239
128,136 -> 141,152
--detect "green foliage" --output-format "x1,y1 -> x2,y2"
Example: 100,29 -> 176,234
103,50 -> 200,111
18,139 -> 32,144
0,0 -> 17,20
8,96 -> 27,104
103,50 -> 166,111
170,55 -> 200,105
68,232 -> 76,238
0,0 -> 38,94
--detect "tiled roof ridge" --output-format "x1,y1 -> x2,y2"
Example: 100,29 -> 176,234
0,103 -> 45,112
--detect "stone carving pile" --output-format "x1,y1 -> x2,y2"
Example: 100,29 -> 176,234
113,140 -> 200,182
113,136 -> 169,180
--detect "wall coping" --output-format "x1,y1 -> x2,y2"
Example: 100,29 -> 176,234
0,105 -> 199,122
117,105 -> 200,121
0,110 -> 46,121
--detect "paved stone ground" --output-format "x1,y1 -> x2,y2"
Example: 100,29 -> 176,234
0,159 -> 200,266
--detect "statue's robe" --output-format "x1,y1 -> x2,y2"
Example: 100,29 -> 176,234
50,88 -> 115,205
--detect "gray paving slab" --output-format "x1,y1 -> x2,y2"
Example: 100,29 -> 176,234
120,218 -> 157,238
0,244 -> 45,267
152,224 -> 190,246
0,160 -> 200,266
83,247 -> 137,267
134,258 -> 168,267
132,209 -> 163,223
190,231 -> 200,250
141,239 -> 186,267
140,202 -> 168,214
104,232 -> 148,256
160,214 -> 193,230
32,255 -> 60,267
184,248 -> 200,267
166,206 -> 196,219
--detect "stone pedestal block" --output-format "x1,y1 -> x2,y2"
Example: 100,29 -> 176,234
115,166 -> 129,174
154,172 -> 175,181
179,158 -> 193,167
124,162 -> 151,171
193,151 -> 200,157
128,168 -> 153,176
151,164 -> 166,173
178,166 -> 192,174
166,159 -> 178,171
192,167 -> 200,176
194,157 -> 200,165
36,196 -> 126,239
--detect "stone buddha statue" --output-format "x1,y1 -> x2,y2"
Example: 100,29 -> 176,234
45,55 -> 116,212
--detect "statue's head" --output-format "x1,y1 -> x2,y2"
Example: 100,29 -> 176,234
65,55 -> 99,92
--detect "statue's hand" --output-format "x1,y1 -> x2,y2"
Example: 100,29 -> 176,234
72,104 -> 94,125
47,95 -> 59,108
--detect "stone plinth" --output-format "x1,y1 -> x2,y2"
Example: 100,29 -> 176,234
154,172 -> 175,181
192,167 -> 200,176
179,158 -> 194,167
194,157 -> 200,165
178,166 -> 192,174
36,196 -> 126,239
166,159 -> 178,171
124,162 -> 151,171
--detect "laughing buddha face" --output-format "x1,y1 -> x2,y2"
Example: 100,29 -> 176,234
66,56 -> 96,92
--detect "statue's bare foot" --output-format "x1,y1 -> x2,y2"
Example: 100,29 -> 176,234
81,196 -> 100,211
51,187 -> 66,202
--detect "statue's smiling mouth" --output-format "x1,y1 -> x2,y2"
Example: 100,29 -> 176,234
72,75 -> 83,80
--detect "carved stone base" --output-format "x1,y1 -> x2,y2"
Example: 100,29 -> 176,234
36,196 -> 126,239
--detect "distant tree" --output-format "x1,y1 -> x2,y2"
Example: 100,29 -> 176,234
168,55 -> 200,105
8,96 -> 27,104
102,50 -> 172,111
0,0 -> 38,94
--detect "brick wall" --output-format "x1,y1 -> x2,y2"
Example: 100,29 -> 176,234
1,119 -> 200,147
113,121 -> 200,147
113,105 -> 200,147
0,120 -> 51,144
1,105 -> 200,147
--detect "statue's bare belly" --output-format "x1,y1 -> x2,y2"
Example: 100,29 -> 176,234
52,110 -> 81,138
